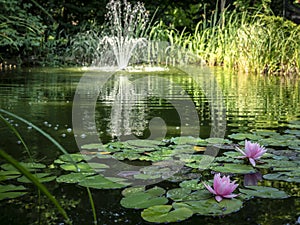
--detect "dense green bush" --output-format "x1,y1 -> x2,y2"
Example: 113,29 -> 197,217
0,0 -> 45,64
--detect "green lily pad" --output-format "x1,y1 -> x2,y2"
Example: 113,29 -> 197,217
56,172 -> 95,183
1,162 -> 46,171
60,162 -> 108,173
254,130 -> 278,137
182,189 -> 212,201
81,143 -> 103,150
228,133 -> 262,141
173,198 -> 243,216
121,186 -> 145,197
284,129 -> 300,136
56,153 -> 93,163
239,186 -> 289,199
167,188 -> 191,201
113,151 -> 141,160
263,172 -> 300,183
0,184 -> 27,200
126,139 -> 162,148
0,170 -> 21,181
139,149 -> 173,162
179,179 -> 204,190
78,175 -> 130,189
256,159 -> 298,170
141,205 -> 193,223
211,163 -> 256,174
120,186 -> 167,209
17,173 -> 56,183
171,136 -> 202,145
205,138 -> 232,144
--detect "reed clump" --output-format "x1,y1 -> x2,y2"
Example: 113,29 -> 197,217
160,9 -> 300,76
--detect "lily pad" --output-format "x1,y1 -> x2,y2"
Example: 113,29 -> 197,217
0,170 -> 21,181
79,175 -> 130,189
263,172 -> 300,183
126,139 -> 162,148
56,172 -> 94,183
141,205 -> 193,223
205,138 -> 232,144
120,186 -> 167,209
211,163 -> 256,174
17,173 -> 56,183
113,151 -> 141,160
167,188 -> 191,201
179,179 -> 204,190
121,192 -> 168,209
228,133 -> 262,141
121,186 -> 145,197
81,143 -> 103,150
56,153 -> 93,163
0,184 -> 27,200
239,186 -> 289,199
172,136 -> 204,145
60,162 -> 108,173
173,198 -> 243,216
1,162 -> 46,171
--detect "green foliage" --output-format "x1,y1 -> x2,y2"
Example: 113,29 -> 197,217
0,0 -> 45,61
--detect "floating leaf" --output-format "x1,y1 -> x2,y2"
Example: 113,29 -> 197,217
205,138 -> 232,144
60,162 -> 108,173
78,175 -> 129,189
167,188 -> 191,201
228,133 -> 262,141
263,172 -> 300,183
179,179 -> 204,190
173,198 -> 243,216
181,190 -> 212,201
256,159 -> 298,170
211,163 -> 256,174
126,139 -> 162,148
120,186 -> 167,209
113,151 -> 140,160
0,184 -> 27,200
239,186 -> 289,199
0,170 -> 21,181
121,186 -> 145,197
56,173 -> 94,183
81,143 -> 103,150
141,205 -> 193,223
1,162 -> 46,171
57,153 -> 92,163
17,173 -> 56,183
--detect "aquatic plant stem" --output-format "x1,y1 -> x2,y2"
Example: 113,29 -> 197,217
0,114 -> 33,159
0,109 -> 77,168
0,149 -> 71,224
86,187 -> 98,225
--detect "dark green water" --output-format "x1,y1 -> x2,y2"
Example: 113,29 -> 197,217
0,67 -> 299,224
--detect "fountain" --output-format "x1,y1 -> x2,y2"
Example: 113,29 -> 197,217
93,0 -> 150,70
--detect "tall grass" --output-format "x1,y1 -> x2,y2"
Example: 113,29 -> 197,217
158,7 -> 300,76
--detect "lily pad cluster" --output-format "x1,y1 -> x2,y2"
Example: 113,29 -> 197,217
119,180 -> 289,223
0,162 -> 51,200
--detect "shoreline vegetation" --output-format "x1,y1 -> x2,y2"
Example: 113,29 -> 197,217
1,0 -> 300,76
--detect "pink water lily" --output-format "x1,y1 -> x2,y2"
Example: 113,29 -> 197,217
203,173 -> 239,202
236,140 -> 267,167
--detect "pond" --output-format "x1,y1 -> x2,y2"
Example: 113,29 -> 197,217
0,67 -> 299,225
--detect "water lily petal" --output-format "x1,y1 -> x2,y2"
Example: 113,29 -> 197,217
203,182 -> 216,195
223,193 -> 239,198
215,195 -> 223,202
249,158 -> 256,167
235,146 -> 246,156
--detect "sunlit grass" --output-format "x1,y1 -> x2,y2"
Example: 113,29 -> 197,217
156,9 -> 300,76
